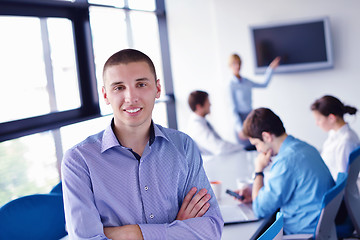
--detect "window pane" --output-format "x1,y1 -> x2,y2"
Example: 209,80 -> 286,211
153,101 -> 168,127
0,16 -> 80,123
60,115 -> 113,151
0,132 -> 60,206
0,16 -> 48,122
128,0 -> 156,11
47,18 -> 81,112
130,11 -> 165,97
89,7 -> 129,115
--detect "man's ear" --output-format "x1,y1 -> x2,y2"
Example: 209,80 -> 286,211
262,132 -> 272,143
155,79 -> 161,99
102,86 -> 110,105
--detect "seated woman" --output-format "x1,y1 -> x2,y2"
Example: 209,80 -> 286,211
311,95 -> 360,181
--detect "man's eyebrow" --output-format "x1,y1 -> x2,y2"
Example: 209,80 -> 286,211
135,78 -> 150,82
109,78 -> 150,87
110,81 -> 123,87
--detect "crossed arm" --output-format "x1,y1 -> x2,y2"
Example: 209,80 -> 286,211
103,187 -> 211,240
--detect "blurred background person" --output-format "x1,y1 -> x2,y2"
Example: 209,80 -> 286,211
228,53 -> 280,146
187,90 -> 244,156
311,95 -> 360,181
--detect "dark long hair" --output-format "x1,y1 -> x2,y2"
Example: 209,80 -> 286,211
311,95 -> 357,118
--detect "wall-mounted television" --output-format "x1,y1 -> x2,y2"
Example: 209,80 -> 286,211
250,17 -> 333,74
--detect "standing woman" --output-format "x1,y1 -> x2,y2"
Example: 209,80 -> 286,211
228,53 -> 280,144
311,95 -> 360,181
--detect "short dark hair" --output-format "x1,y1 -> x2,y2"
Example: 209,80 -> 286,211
188,90 -> 209,112
311,95 -> 357,118
243,108 -> 286,141
103,49 -> 157,82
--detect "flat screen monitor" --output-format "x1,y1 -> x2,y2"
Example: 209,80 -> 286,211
250,17 -> 333,74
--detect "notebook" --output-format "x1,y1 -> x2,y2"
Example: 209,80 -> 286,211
220,203 -> 259,225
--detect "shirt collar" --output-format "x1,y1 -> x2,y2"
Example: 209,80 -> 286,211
277,135 -> 295,155
101,119 -> 167,153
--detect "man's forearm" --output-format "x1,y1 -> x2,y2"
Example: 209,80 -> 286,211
252,174 -> 264,200
104,225 -> 143,240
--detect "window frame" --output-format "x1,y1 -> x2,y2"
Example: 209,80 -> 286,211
0,0 -> 177,142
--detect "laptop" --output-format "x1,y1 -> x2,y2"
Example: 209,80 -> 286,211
220,203 -> 259,225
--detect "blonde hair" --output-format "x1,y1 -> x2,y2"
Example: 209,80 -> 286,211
228,53 -> 241,66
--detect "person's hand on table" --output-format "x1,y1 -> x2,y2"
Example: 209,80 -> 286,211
176,187 -> 211,220
234,186 -> 252,203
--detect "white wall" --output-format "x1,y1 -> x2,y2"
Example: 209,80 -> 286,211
165,0 -> 360,149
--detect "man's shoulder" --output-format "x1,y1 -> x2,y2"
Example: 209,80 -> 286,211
66,130 -> 105,155
155,124 -> 195,149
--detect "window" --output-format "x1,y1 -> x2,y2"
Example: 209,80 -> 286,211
0,0 -> 175,205
0,16 -> 79,122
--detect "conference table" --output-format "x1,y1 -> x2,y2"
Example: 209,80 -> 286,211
202,150 -> 273,240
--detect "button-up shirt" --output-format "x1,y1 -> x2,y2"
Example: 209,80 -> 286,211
61,121 -> 223,240
253,135 -> 334,234
321,123 -> 360,181
186,113 -> 244,155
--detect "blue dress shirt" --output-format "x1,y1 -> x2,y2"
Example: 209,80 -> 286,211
61,121 -> 223,240
230,67 -> 274,132
253,135 -> 334,234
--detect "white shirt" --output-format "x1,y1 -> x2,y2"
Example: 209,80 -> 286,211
321,123 -> 360,181
186,112 -> 244,155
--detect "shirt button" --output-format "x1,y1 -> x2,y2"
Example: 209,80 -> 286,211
150,214 -> 154,219
144,186 -> 149,191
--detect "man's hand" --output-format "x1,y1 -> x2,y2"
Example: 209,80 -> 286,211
176,187 -> 211,220
104,225 -> 143,240
234,186 -> 252,204
254,150 -> 272,173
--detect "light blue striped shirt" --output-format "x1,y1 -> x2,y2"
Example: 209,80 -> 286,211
61,121 -> 223,240
253,135 -> 334,234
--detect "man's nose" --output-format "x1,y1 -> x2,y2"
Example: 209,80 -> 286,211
124,87 -> 139,103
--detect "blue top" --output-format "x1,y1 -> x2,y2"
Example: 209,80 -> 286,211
230,67 -> 274,131
61,121 -> 223,240
253,135 -> 334,234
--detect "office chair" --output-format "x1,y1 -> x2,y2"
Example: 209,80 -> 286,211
50,181 -> 63,194
344,146 -> 360,235
283,172 -> 348,240
0,193 -> 67,240
257,212 -> 283,240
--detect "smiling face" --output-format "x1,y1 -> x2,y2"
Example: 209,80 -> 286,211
102,61 -> 161,130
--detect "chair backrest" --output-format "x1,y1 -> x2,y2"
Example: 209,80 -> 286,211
314,172 -> 348,240
0,193 -> 67,240
257,212 -> 283,240
344,146 -> 360,234
50,181 -> 63,194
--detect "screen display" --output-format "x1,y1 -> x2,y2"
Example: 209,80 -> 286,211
250,17 -> 333,74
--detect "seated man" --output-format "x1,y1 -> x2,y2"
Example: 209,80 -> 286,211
61,49 -> 223,240
186,90 -> 244,155
236,107 -> 334,234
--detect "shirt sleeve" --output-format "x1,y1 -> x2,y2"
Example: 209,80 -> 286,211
139,136 -> 224,239
253,158 -> 296,218
61,149 -> 110,240
189,117 -> 243,155
250,67 -> 274,88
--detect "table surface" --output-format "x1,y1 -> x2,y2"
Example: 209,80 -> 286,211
203,150 -> 272,240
